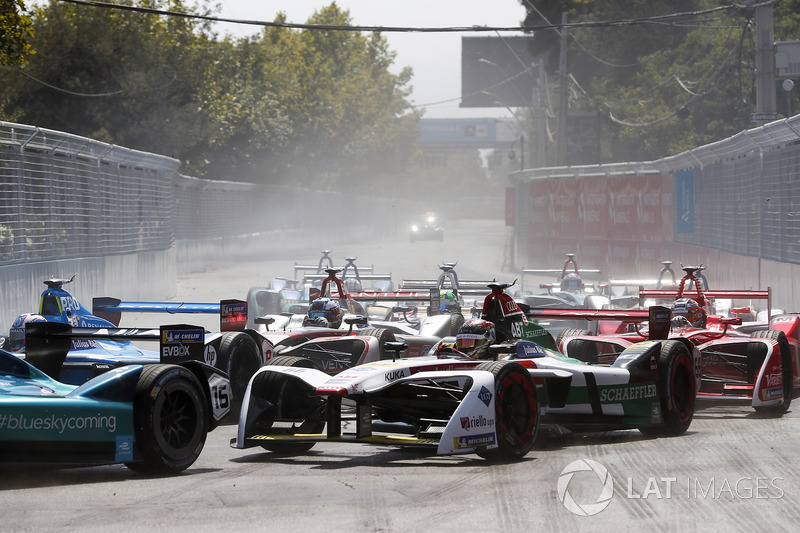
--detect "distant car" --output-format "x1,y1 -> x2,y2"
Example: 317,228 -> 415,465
0,330 -> 230,474
409,211 -> 444,242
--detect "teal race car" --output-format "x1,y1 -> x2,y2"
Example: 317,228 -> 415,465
0,323 -> 230,474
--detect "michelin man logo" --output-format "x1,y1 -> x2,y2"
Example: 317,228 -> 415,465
557,459 -> 614,516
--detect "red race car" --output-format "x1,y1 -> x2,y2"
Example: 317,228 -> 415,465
525,266 -> 795,415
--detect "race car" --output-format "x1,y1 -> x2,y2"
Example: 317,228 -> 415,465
6,277 -> 263,415
231,281 -> 698,461
518,254 -> 611,337
409,211 -> 444,242
528,266 -> 795,415
1,323 -> 230,474
246,252 -> 392,317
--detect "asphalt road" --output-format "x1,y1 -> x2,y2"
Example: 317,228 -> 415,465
3,219 -> 800,532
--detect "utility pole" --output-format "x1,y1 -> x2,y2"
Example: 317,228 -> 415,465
753,2 -> 777,123
556,12 -> 569,166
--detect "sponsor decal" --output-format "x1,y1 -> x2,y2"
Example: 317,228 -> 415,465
115,436 -> 134,462
453,432 -> 495,449
220,300 -> 247,332
599,383 -> 657,402
764,386 -> 782,400
161,329 -> 204,344
0,412 -> 117,434
459,415 -> 495,431
320,359 -> 350,371
59,296 -> 81,313
478,386 -> 493,407
204,345 -> 217,367
764,372 -> 782,388
517,341 -> 545,358
71,339 -> 101,350
162,344 -> 192,358
385,369 -> 406,382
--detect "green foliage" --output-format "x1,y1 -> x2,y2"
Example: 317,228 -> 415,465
522,0 -> 800,163
0,1 -> 420,189
0,0 -> 34,66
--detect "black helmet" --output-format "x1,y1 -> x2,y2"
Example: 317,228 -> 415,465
306,297 -> 343,328
456,318 -> 496,359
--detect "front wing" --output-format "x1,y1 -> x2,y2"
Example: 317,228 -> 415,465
233,365 -> 563,456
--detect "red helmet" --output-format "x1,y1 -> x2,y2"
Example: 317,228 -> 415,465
671,298 -> 706,328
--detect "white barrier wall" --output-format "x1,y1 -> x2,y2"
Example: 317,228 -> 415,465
0,249 -> 175,331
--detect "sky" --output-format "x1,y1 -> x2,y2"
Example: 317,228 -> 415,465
203,0 -> 529,119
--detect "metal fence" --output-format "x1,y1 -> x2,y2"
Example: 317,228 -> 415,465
0,122 -> 414,268
0,123 -> 179,264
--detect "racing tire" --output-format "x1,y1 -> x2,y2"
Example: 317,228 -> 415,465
357,327 -> 397,360
251,355 -> 326,453
474,361 -> 538,461
449,313 -> 465,336
639,340 -> 695,437
751,330 -> 792,415
219,332 -> 263,419
555,328 -> 598,364
126,365 -> 208,474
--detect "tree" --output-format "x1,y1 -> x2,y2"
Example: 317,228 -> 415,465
0,0 -> 34,66
0,0 -> 218,161
198,4 -> 421,187
0,1 -> 420,190
521,0 -> 800,164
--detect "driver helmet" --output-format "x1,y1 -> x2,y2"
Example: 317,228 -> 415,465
8,313 -> 46,352
307,297 -> 343,328
439,291 -> 458,312
670,298 -> 706,328
344,278 -> 362,293
560,272 -> 584,292
456,318 -> 496,359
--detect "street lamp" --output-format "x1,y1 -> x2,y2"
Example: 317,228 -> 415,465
508,133 -> 525,171
783,79 -> 794,116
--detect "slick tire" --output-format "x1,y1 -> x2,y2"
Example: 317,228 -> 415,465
555,328 -> 598,364
449,313 -> 466,336
751,329 -> 792,415
474,361 -> 538,461
126,364 -> 208,474
640,340 -> 695,437
251,356 -> 326,454
358,327 -> 397,360
219,332 -> 263,419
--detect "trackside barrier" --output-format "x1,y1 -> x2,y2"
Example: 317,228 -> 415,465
508,114 -> 800,311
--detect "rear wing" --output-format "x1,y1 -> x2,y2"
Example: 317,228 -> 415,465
525,307 -> 651,322
520,268 -> 603,293
639,288 -> 772,317
93,297 -> 247,331
350,290 -> 434,302
24,321 -> 205,379
294,263 -> 374,278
